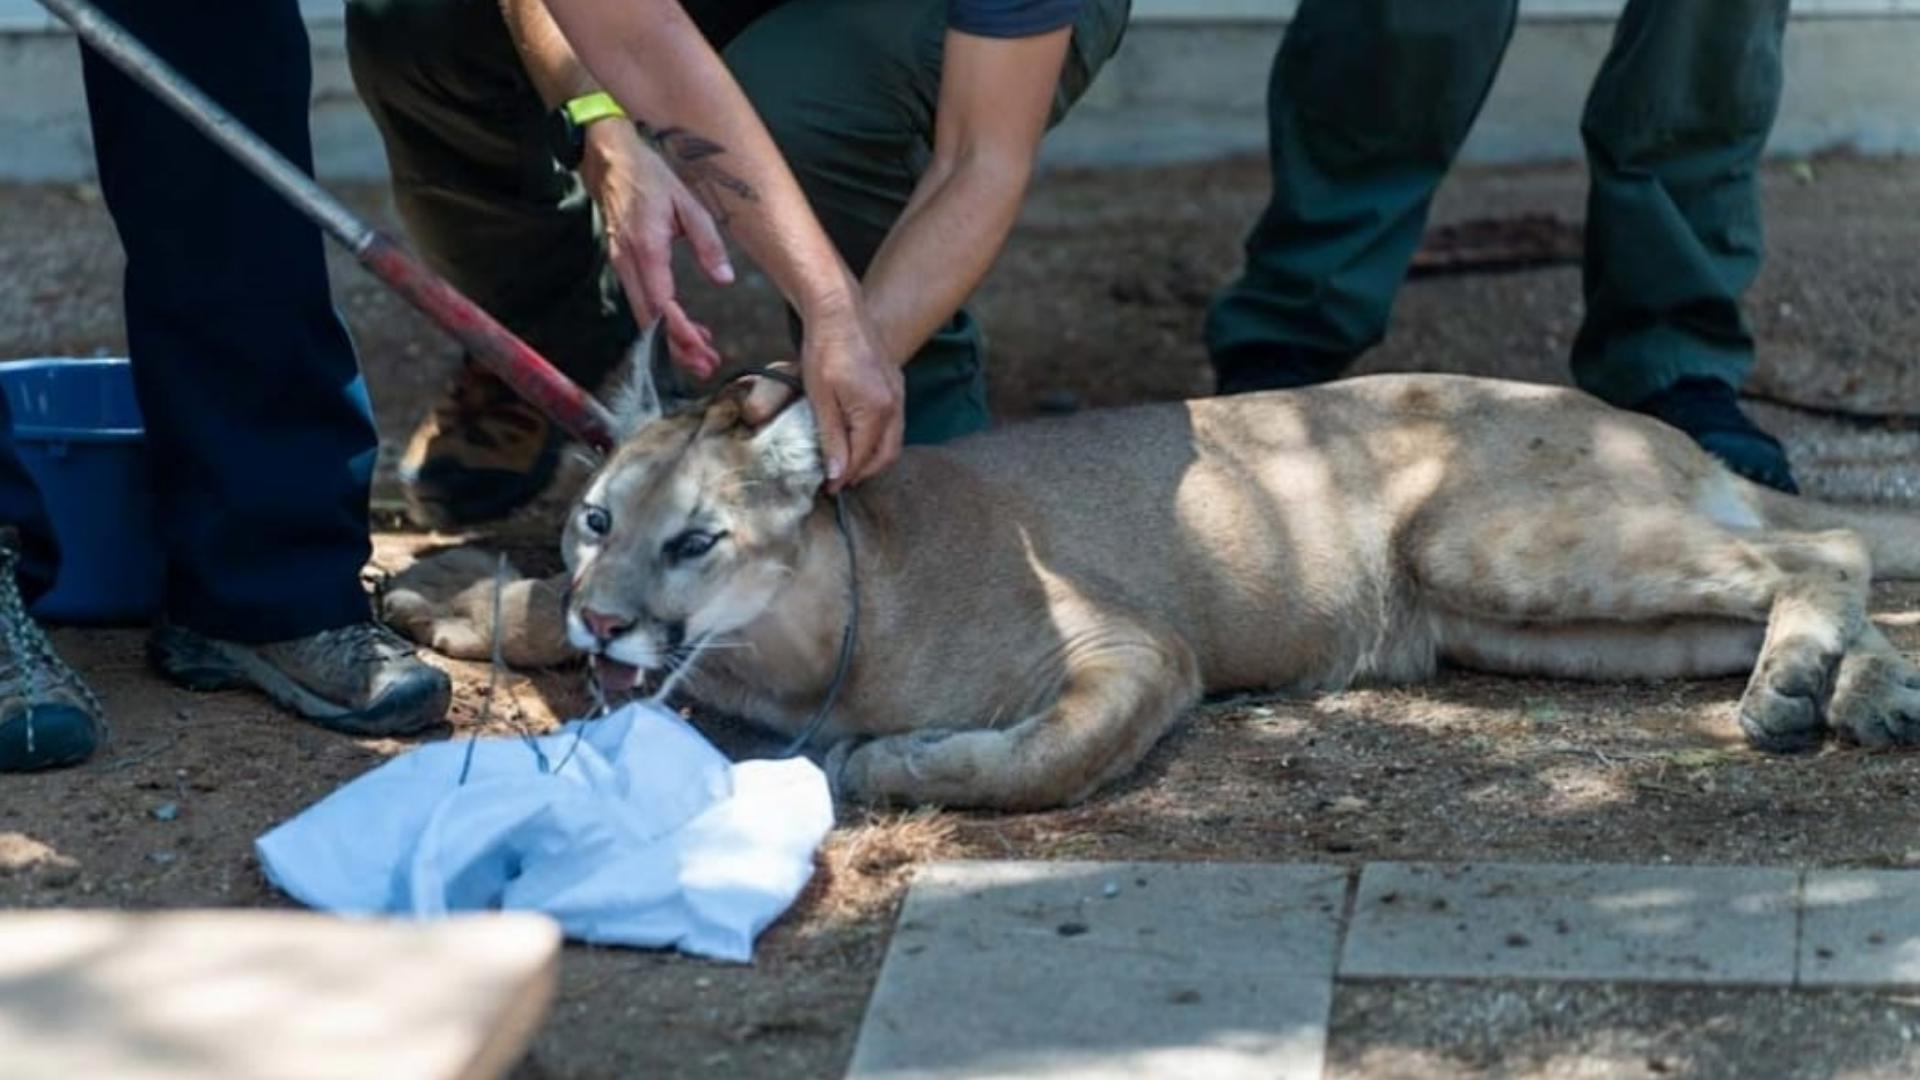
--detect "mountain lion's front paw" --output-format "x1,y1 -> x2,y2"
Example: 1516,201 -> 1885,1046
1828,647 -> 1920,749
1738,632 -> 1840,752
379,547 -> 519,661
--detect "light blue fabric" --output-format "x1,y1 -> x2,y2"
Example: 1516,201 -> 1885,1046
255,702 -> 834,963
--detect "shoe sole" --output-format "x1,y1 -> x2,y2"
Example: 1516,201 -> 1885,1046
1694,432 -> 1801,495
1214,371 -> 1329,397
148,627 -> 450,738
1211,357 -> 1351,397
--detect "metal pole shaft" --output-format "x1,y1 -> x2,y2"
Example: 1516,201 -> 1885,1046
37,0 -> 619,453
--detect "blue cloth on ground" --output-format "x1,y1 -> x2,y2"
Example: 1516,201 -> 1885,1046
254,701 -> 834,963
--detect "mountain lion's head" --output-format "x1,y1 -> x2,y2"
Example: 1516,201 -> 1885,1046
562,332 -> 824,693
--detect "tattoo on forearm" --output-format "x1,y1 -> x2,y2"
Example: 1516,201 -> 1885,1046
638,122 -> 758,223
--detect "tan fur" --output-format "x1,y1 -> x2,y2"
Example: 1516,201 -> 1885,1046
383,360 -> 1920,811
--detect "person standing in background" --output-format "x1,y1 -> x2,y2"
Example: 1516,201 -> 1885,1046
1208,0 -> 1800,493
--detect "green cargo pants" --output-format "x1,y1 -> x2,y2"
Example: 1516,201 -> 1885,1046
345,0 -> 1128,446
1206,0 -> 1789,409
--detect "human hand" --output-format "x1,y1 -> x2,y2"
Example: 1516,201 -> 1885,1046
580,121 -> 730,378
742,301 -> 903,491
806,301 -> 904,491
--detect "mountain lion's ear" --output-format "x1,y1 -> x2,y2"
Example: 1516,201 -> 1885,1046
609,319 -> 706,439
608,321 -> 667,440
746,397 -> 825,494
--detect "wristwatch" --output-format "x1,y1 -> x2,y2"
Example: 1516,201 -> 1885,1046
546,91 -> 629,170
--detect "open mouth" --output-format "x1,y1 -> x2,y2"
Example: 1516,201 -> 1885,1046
593,657 -> 645,696
590,642 -> 700,702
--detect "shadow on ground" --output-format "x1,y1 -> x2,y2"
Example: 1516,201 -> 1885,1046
2,155 -> 1919,1077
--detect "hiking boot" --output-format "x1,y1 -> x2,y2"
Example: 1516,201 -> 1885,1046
0,537 -> 104,772
400,358 -> 563,529
1630,377 -> 1800,494
1211,344 -> 1355,397
148,621 -> 450,737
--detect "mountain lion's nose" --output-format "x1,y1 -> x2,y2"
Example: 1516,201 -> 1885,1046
579,607 -> 633,644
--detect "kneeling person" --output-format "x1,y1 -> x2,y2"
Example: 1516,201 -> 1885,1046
346,0 -> 1129,526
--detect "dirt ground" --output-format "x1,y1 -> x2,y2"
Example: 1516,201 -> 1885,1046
4,154 -> 1920,1079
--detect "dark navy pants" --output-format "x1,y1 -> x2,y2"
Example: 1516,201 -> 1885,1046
0,0 -> 378,642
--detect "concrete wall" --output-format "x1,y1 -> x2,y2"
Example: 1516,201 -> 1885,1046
2,1 -> 1917,181
0,14 -> 382,182
1047,11 -> 1920,167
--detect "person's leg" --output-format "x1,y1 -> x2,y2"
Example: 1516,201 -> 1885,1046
727,0 -> 1129,444
81,0 -> 447,733
0,408 -> 100,772
1573,0 -> 1796,492
346,0 -> 639,525
1206,0 -> 1519,393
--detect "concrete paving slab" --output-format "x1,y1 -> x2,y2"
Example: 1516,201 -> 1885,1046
1800,870 -> 1920,988
0,909 -> 559,1080
1341,862 -> 1800,986
847,860 -> 1346,1080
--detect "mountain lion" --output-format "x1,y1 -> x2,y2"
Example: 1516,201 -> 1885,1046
382,340 -> 1920,810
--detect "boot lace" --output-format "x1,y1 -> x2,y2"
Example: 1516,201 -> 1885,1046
306,621 -> 416,664
0,542 -> 103,750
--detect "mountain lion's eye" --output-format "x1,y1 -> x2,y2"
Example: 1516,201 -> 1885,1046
581,504 -> 612,537
664,530 -> 723,562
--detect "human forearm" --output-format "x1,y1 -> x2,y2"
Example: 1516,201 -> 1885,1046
862,26 -> 1068,365
499,0 -> 597,107
498,0 -> 726,372
539,0 -> 859,320
498,0 -> 665,213
862,151 -> 1032,365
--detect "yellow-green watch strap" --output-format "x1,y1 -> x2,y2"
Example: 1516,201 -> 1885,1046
563,91 -> 627,128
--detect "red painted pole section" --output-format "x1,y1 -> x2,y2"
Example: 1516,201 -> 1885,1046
37,0 -> 620,457
359,237 -> 617,455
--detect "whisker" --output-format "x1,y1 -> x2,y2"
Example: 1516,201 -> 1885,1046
681,629 -> 758,656
649,634 -> 712,704
683,640 -> 756,653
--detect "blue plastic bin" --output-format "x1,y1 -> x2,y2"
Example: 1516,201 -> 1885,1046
1,358 -> 163,624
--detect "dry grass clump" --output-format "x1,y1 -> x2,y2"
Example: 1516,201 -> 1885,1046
798,808 -> 969,934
